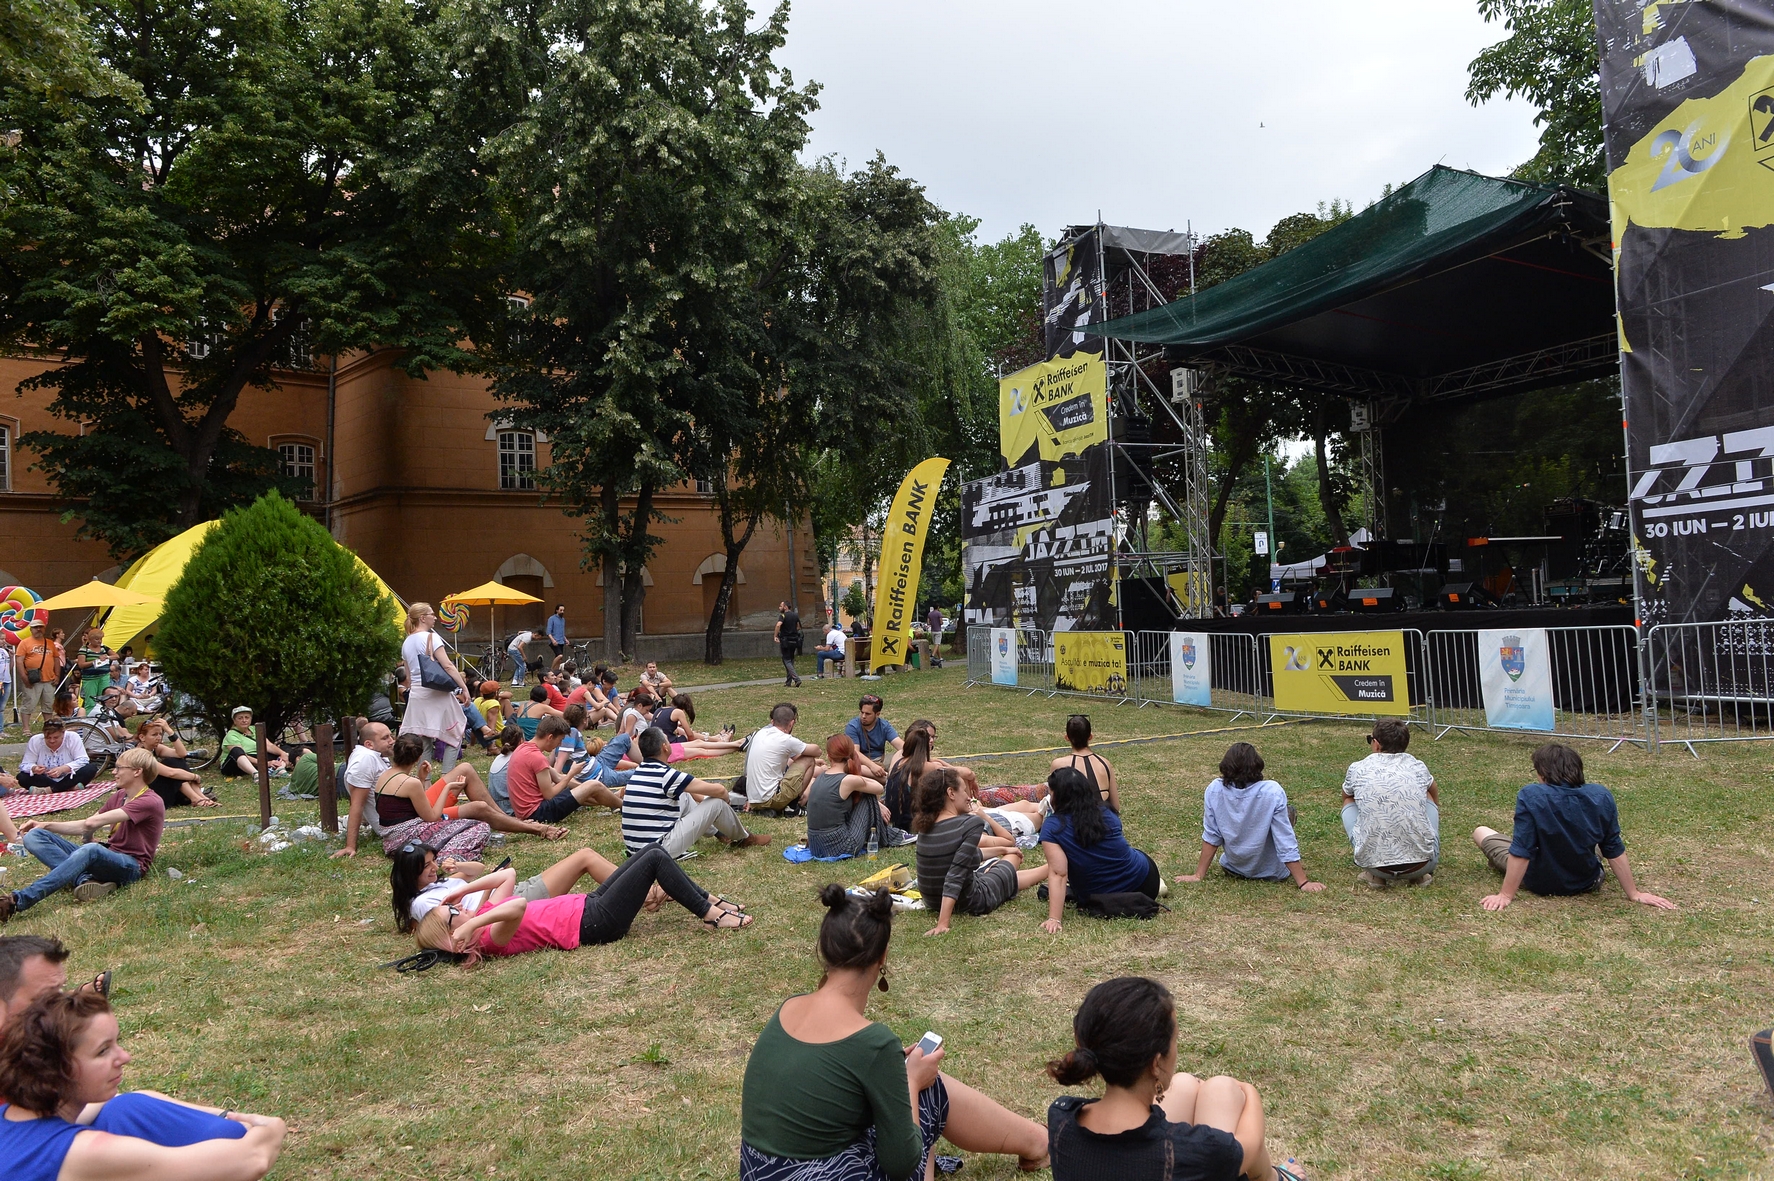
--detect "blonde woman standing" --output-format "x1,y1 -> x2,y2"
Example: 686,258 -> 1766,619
399,603 -> 470,772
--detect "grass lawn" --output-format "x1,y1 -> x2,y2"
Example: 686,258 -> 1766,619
4,665 -> 1771,1180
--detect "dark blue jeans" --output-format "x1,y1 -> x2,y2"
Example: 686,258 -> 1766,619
15,830 -> 141,911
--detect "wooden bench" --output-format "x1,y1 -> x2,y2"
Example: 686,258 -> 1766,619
844,636 -> 873,676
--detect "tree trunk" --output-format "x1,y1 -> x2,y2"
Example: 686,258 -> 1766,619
703,488 -> 762,665
1209,438 -> 1256,547
860,523 -> 875,624
618,481 -> 656,661
1313,418 -> 1348,546
600,485 -> 623,668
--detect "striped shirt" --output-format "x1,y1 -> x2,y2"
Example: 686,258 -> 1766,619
620,760 -> 693,852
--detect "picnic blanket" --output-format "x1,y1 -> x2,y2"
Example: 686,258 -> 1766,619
783,844 -> 853,864
2,782 -> 115,818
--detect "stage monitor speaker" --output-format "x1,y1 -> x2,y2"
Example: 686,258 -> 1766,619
1439,581 -> 1495,609
1255,591 -> 1307,614
1350,587 -> 1407,613
1310,588 -> 1346,613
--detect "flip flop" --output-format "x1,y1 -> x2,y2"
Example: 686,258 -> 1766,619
92,970 -> 111,999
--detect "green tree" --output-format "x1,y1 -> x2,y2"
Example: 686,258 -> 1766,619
1466,0 -> 1604,188
3,0 -> 513,558
489,0 -> 816,664
153,491 -> 401,741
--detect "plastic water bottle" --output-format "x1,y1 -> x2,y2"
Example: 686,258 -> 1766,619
866,834 -> 880,861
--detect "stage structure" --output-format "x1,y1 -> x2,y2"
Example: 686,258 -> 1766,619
1084,165 -> 1621,603
963,223 -> 1211,635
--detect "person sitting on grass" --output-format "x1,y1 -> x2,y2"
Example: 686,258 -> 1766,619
653,693 -> 736,745
510,686 -> 563,741
915,768 -> 1048,936
0,991 -> 287,1181
217,707 -> 289,781
805,735 -> 911,860
1046,976 -> 1300,1181
1,749 -> 165,921
1473,742 -> 1676,913
16,719 -> 97,794
505,717 -> 622,827
371,734 -> 563,859
1051,714 -> 1120,814
621,727 -> 771,859
883,720 -> 982,825
640,660 -> 675,698
1176,743 -> 1323,893
1342,718 -> 1438,887
574,670 -> 621,728
415,843 -> 751,963
739,884 -> 1049,1179
133,720 -> 216,810
1039,768 -> 1164,933
486,725 -> 524,814
844,694 -> 901,781
390,843 -> 672,933
742,702 -> 820,817
473,681 -> 506,736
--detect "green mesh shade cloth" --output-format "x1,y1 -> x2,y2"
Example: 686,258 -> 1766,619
1085,166 -> 1616,402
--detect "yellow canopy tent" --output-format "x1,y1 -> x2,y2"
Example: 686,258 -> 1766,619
36,581 -> 157,612
441,580 -> 542,654
101,521 -> 405,652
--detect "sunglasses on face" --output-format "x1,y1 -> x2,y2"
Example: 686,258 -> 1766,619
860,696 -> 883,708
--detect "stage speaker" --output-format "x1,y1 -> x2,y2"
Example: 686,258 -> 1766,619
1438,581 -> 1494,609
1310,587 -> 1346,613
1350,587 -> 1407,613
1255,591 -> 1307,614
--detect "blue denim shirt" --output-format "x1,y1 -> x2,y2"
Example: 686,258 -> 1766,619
581,731 -> 635,788
1510,781 -> 1624,895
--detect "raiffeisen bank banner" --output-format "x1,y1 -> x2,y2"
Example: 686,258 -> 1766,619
1595,0 -> 1774,621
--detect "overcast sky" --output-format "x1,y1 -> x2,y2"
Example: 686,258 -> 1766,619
776,1 -> 1544,246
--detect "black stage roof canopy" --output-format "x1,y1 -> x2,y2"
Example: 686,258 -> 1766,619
1084,166 -> 1617,407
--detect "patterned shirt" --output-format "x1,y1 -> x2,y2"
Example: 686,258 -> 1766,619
1341,752 -> 1438,868
620,760 -> 694,852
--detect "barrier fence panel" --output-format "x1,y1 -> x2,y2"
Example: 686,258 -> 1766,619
1423,625 -> 1646,748
1017,629 -> 1053,694
966,627 -> 990,685
1256,628 -> 1428,725
1127,630 -> 1269,719
1648,619 -> 1774,748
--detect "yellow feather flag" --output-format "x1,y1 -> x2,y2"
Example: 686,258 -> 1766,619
870,457 -> 950,672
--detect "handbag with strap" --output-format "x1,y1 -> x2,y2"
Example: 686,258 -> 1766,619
414,634 -> 458,693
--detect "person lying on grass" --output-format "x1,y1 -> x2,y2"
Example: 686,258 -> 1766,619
372,733 -> 569,853
1473,741 -> 1676,912
0,936 -> 111,1033
0,990 -> 285,1181
389,842 -> 673,933
1041,768 -> 1165,934
1176,743 -> 1323,893
915,768 -> 1048,936
1046,976 -> 1301,1181
414,844 -> 750,962
804,734 -> 911,860
738,884 -> 1049,1180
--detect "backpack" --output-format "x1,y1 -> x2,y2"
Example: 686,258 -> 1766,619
1073,892 -> 1168,920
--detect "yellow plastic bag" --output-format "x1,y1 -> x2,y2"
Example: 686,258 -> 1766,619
857,863 -> 913,893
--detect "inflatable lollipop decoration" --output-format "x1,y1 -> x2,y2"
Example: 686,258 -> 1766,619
0,585 -> 46,647
438,601 -> 470,634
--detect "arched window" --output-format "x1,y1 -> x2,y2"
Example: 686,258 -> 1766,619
498,430 -> 537,490
270,434 -> 322,500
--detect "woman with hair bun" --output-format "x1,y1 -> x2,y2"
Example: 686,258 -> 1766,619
739,884 -> 1050,1179
1046,977 -> 1299,1181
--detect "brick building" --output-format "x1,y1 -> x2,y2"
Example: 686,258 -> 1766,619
0,346 -> 824,658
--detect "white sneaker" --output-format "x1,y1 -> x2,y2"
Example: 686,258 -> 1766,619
1357,870 -> 1389,888
73,881 -> 117,904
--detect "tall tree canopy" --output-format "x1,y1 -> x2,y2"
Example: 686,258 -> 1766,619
1,0 -> 513,558
1467,0 -> 1604,189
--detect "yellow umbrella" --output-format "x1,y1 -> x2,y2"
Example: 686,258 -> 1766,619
35,580 -> 158,612
102,521 -> 405,652
442,580 -> 542,653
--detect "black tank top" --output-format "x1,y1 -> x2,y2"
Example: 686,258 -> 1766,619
374,769 -> 421,826
1069,752 -> 1110,801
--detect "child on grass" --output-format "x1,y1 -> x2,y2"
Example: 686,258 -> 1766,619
1176,742 -> 1324,893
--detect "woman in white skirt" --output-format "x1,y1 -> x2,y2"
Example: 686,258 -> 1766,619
399,603 -> 470,770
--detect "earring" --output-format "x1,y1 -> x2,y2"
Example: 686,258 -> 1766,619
877,966 -> 890,993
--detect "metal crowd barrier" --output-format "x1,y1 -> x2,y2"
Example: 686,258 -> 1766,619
1127,630 -> 1269,720
1422,625 -> 1646,750
1647,619 -> 1774,750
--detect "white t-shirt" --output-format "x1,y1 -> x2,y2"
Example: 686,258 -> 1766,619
345,745 -> 391,834
401,631 -> 441,687
509,631 -> 534,649
823,627 -> 847,649
410,878 -> 485,924
743,724 -> 810,805
1341,752 -> 1438,869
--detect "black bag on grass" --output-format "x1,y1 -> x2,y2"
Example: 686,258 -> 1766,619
1074,892 -> 1167,920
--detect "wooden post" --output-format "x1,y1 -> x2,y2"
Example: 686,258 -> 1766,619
254,721 -> 272,828
315,722 -> 337,834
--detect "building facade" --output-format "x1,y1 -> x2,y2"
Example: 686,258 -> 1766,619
0,347 -> 825,651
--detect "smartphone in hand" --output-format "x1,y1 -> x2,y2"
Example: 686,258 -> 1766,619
914,1031 -> 943,1057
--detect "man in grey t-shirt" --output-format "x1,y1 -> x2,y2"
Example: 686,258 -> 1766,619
1341,717 -> 1439,886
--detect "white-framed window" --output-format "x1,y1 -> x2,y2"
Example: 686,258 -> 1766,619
278,441 -> 317,499
187,319 -> 220,361
0,423 -> 10,492
695,477 -> 714,494
499,430 -> 536,490
507,295 -> 531,349
271,307 -> 313,369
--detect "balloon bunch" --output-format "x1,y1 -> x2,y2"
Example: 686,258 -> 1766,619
0,585 -> 45,647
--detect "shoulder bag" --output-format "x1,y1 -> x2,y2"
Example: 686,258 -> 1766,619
413,633 -> 458,693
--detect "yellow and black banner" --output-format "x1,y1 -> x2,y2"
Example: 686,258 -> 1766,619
871,458 -> 950,672
1268,631 -> 1409,716
998,354 -> 1108,469
1595,2 -> 1774,622
1053,630 -> 1128,696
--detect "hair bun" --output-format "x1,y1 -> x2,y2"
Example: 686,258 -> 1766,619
1072,1047 -> 1097,1068
863,886 -> 894,919
819,883 -> 850,910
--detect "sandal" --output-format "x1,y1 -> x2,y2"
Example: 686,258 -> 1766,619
703,909 -> 752,931
709,895 -> 748,915
542,826 -> 569,841
91,970 -> 111,999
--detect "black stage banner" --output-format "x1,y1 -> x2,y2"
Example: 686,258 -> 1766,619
1042,228 -> 1104,360
1595,0 -> 1774,623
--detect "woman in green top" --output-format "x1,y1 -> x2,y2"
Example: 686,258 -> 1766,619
219,707 -> 290,779
738,884 -> 1049,1180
